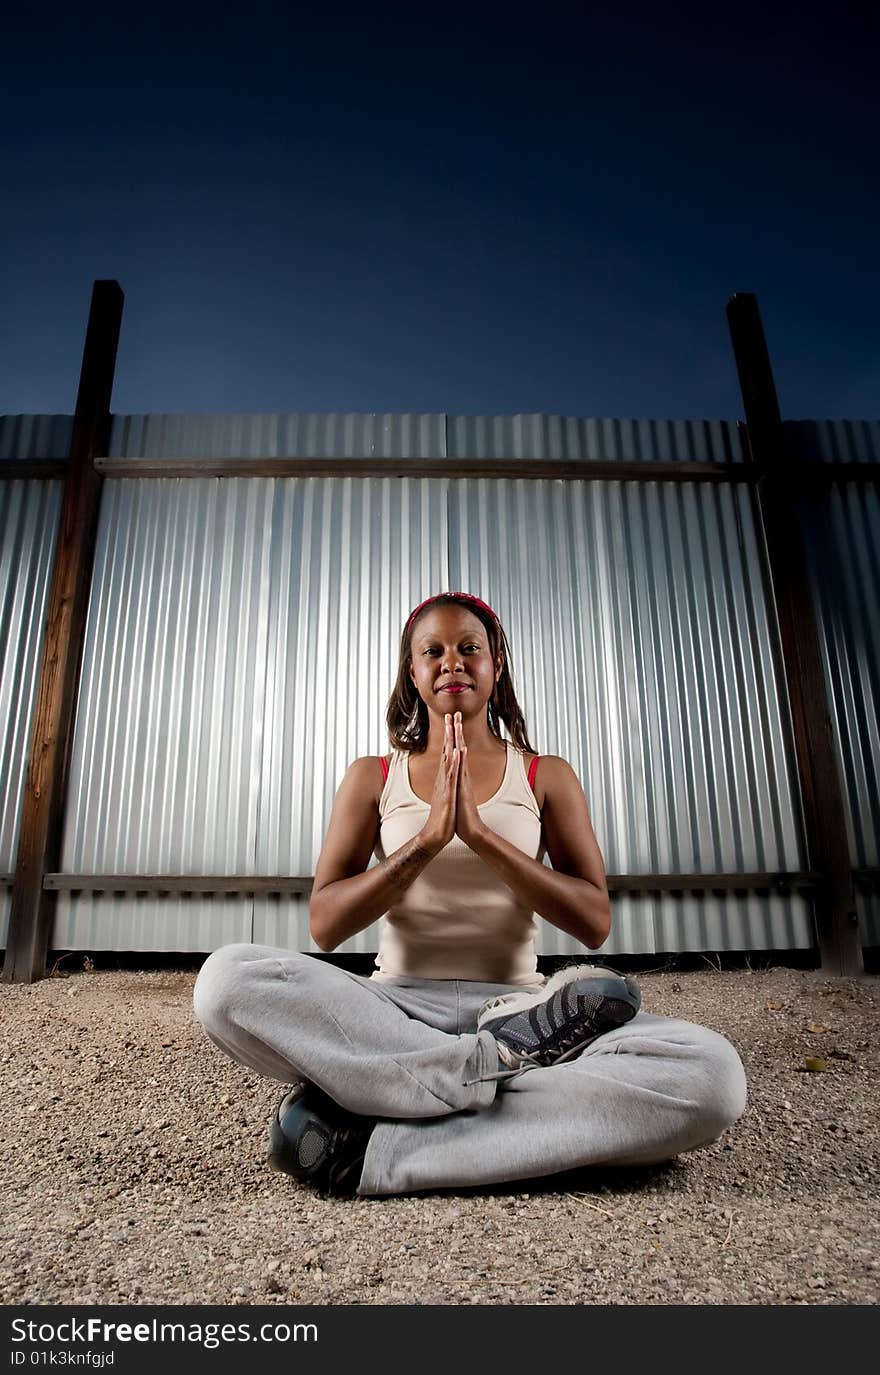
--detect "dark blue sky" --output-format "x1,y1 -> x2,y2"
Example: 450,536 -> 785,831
2,2 -> 877,420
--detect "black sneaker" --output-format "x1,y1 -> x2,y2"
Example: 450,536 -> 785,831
477,964 -> 641,1070
268,1083 -> 374,1196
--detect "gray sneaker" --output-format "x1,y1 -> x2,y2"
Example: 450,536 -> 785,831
477,964 -> 641,1070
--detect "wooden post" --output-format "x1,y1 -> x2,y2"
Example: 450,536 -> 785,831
3,280 -> 124,982
727,292 -> 862,975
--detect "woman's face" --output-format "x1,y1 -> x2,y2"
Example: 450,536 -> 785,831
408,605 -> 502,728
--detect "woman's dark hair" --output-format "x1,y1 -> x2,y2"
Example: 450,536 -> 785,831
385,594 -> 536,755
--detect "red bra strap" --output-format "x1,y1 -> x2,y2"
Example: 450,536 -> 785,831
379,755 -> 389,783
527,755 -> 540,790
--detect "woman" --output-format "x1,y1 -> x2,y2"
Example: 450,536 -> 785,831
194,591 -> 746,1197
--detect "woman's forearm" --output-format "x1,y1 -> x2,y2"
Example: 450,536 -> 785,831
467,824 -> 611,949
309,830 -> 440,952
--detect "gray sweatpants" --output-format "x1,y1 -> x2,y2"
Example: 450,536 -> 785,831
193,943 -> 747,1196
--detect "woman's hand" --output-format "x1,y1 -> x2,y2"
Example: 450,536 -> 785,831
453,712 -> 487,847
419,712 -> 462,855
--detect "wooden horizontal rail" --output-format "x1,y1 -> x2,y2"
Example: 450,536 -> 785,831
0,868 -> 846,895
1,869 -> 875,896
6,457 -> 876,483
609,872 -> 820,894
94,456 -> 749,480
41,874 -> 315,895
96,457 -> 880,482
0,460 -> 68,478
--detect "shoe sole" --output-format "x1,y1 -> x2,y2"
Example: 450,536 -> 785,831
267,1080 -> 312,1176
267,1113 -> 295,1174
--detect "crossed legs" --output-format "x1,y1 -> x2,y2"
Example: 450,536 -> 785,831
193,944 -> 747,1196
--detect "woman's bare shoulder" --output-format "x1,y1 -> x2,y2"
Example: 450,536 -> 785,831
531,754 -> 576,778
524,753 -> 576,812
346,752 -> 393,806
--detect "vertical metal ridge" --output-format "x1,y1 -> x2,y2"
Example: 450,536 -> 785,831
785,419 -> 880,465
7,413 -> 880,465
445,415 -> 745,462
55,478 -> 279,949
107,413 -> 448,459
0,479 -> 64,946
100,412 -> 752,463
0,416 -> 74,460
798,482 -> 880,944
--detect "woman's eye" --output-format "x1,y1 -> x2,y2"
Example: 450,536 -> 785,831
423,645 -> 479,655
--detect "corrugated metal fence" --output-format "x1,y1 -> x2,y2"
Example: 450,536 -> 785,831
1,413 -> 878,957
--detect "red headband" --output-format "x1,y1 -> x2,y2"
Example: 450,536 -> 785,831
405,591 -> 499,637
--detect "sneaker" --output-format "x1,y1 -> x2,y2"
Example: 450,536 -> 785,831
267,1082 -> 374,1196
477,964 -> 641,1070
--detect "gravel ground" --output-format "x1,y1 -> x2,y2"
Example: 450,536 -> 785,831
1,961 -> 878,1307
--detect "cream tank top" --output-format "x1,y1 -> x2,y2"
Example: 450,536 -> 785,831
372,740 -> 546,986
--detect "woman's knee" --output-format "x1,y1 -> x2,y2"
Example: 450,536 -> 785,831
693,1030 -> 748,1140
193,943 -> 243,1032
193,942 -> 313,1035
192,942 -> 271,1034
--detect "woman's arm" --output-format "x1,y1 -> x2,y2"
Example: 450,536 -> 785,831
467,756 -> 611,949
309,758 -> 441,952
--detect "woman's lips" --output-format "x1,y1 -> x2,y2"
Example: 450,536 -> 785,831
439,685 -> 470,692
